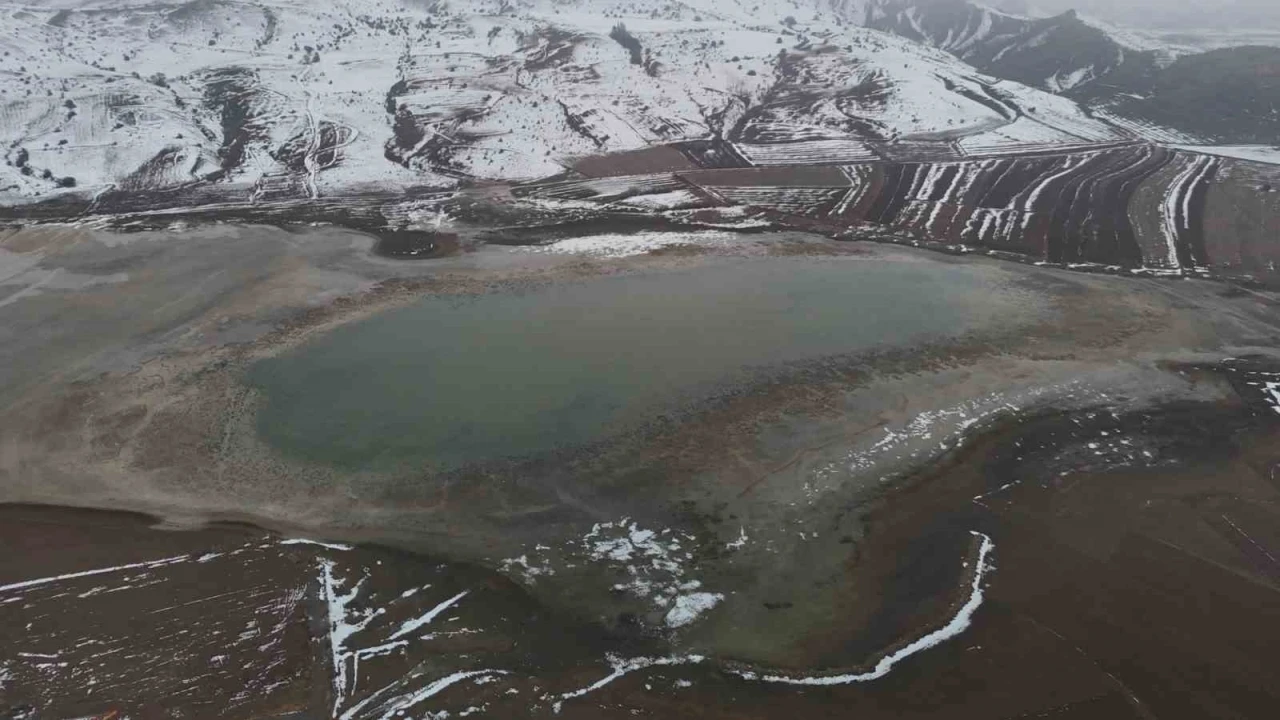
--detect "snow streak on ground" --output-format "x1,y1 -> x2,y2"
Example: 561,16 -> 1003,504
550,653 -> 706,714
0,537 -> 315,715
0,554 -> 190,594
734,531 -> 995,686
318,558 -> 495,719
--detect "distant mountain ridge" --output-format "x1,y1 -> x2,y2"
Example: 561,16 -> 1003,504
865,0 -> 1280,143
865,2 -> 1146,93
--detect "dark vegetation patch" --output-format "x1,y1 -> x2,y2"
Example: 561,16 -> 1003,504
201,67 -> 265,179
371,230 -> 458,259
1094,46 -> 1280,144
609,23 -> 643,65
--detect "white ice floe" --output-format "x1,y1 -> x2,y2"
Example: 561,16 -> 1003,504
526,231 -> 741,259
734,532 -> 995,686
552,654 -> 706,713
664,592 -> 725,629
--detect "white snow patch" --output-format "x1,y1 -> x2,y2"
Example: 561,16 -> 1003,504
664,592 -> 725,628
526,231 -> 741,258
1264,382 -> 1280,415
613,190 -> 703,211
499,554 -> 554,585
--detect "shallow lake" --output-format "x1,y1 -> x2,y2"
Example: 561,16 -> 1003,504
248,255 -> 1017,471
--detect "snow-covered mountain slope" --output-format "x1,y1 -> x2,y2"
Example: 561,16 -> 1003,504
865,2 -> 1166,94
0,0 -> 1135,206
863,1 -> 1280,145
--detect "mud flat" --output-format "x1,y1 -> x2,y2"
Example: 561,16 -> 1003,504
3,223 -> 1280,717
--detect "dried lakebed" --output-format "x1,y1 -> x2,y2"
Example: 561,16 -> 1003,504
2,224 -> 1280,718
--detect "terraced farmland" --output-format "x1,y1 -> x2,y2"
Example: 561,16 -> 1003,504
523,143 -> 1279,283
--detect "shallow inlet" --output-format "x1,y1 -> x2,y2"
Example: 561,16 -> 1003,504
248,255 -> 1013,471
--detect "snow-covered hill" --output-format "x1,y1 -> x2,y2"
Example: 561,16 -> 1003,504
864,1 -> 1280,145
0,0 -> 1144,206
0,0 -> 1136,203
865,2 -> 1167,94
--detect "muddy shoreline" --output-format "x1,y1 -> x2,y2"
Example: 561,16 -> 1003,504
4,222 -> 1280,717
5,374 -> 1279,717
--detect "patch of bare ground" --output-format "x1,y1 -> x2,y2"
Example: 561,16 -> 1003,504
4,223 -> 1280,683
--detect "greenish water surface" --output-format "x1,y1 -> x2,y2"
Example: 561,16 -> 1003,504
249,256 -> 1009,471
